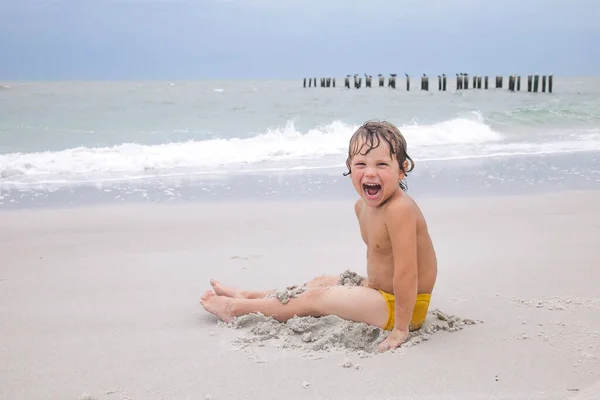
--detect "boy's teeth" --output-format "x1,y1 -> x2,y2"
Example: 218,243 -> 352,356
363,183 -> 381,197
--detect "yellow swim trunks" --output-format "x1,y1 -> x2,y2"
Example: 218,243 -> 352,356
377,290 -> 432,331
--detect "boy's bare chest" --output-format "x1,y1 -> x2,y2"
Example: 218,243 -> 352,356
358,215 -> 391,251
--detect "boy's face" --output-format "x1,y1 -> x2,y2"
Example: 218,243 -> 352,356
348,138 -> 404,207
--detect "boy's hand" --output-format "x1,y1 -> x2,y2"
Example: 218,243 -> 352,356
378,329 -> 409,352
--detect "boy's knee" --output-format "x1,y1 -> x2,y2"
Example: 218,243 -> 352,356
299,288 -> 327,313
307,275 -> 339,287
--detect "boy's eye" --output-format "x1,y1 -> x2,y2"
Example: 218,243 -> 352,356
378,163 -> 388,166
354,162 -> 365,166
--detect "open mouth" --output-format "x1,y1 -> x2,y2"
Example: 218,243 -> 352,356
363,182 -> 381,198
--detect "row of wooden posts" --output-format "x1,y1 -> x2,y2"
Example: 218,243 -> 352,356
302,74 -> 553,93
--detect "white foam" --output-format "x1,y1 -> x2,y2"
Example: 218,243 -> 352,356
0,118 -> 598,186
401,112 -> 503,146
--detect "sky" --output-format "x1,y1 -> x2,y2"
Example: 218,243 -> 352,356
0,0 -> 598,80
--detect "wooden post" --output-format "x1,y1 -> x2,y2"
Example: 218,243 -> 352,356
303,78 -> 306,88
464,74 -> 469,89
508,75 -> 514,91
332,78 -> 336,88
438,75 -> 442,91
404,74 -> 409,91
389,74 -> 397,89
353,75 -> 362,89
456,74 -> 462,90
548,75 -> 553,93
517,76 -> 521,91
533,75 -> 539,92
484,76 -> 489,89
542,75 -> 547,92
472,76 -> 477,89
442,74 -> 447,91
345,75 -> 350,89
378,74 -> 384,87
421,74 -> 429,91
527,75 -> 532,92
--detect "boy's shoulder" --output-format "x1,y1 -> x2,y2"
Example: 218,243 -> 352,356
381,192 -> 419,225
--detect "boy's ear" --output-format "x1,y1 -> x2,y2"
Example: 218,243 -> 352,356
398,160 -> 409,181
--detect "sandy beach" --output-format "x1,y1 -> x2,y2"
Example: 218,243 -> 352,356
1,190 -> 599,400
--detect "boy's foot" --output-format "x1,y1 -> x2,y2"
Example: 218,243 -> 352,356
200,290 -> 235,323
210,279 -> 245,299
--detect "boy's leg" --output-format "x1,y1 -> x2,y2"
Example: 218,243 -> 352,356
210,274 -> 341,299
200,285 -> 389,328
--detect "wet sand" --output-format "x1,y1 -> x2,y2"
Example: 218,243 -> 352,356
1,190 -> 599,399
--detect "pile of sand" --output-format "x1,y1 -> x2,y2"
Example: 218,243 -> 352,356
265,285 -> 307,304
219,308 -> 478,358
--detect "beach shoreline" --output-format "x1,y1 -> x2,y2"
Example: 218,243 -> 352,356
1,190 -> 599,399
2,150 -> 599,211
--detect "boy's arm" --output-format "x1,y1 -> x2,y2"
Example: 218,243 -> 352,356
385,200 -> 418,334
354,199 -> 362,219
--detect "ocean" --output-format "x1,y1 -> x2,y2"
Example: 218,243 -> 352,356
1,77 -> 599,208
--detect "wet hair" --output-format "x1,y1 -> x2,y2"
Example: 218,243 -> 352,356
343,120 -> 414,191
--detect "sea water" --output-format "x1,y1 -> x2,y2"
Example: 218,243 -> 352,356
1,78 -> 599,208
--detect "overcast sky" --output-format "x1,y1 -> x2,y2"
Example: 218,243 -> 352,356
0,0 -> 598,80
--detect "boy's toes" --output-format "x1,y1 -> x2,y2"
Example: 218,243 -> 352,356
200,290 -> 215,302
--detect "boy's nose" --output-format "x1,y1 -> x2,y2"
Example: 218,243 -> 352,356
365,167 -> 376,177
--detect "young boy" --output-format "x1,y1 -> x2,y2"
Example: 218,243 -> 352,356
200,120 -> 438,352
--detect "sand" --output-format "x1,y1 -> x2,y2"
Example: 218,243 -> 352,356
1,190 -> 600,399
223,307 -> 477,358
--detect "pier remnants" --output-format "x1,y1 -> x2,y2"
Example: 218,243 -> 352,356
304,77 -> 336,88
303,73 -> 554,93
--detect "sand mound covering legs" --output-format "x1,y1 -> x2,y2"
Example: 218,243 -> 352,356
220,309 -> 478,356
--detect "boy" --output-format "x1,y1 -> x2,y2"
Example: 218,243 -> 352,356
200,120 -> 438,352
